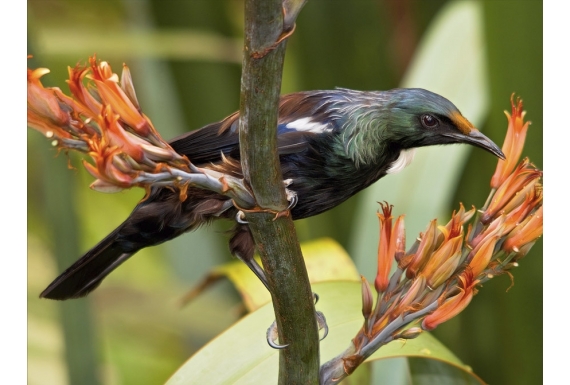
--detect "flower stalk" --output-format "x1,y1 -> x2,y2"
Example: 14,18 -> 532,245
319,95 -> 542,385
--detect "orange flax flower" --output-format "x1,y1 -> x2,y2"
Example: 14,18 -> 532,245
500,178 -> 542,218
27,68 -> 76,142
66,64 -> 103,116
482,159 -> 542,224
438,203 -> 475,245
88,57 -> 150,136
375,203 -> 399,292
502,205 -> 543,253
420,233 -> 463,289
27,68 -> 70,127
120,64 -> 141,109
422,272 -> 477,331
404,219 -> 438,279
467,234 -> 500,277
28,56 -> 192,195
501,186 -> 542,235
392,215 -> 406,265
469,214 -> 504,250
103,106 -> 146,163
392,276 -> 426,316
491,95 -> 530,189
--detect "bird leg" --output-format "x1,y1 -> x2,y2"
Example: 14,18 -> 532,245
234,248 -> 329,349
230,221 -> 329,350
233,251 -> 271,291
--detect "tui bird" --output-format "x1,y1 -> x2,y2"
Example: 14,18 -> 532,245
40,88 -> 504,300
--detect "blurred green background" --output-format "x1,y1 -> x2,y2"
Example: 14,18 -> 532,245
27,1 -> 542,384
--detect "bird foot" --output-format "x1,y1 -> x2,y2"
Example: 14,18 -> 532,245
233,186 -> 297,222
266,320 -> 288,349
236,210 -> 248,224
266,292 -> 328,349
268,186 -> 298,220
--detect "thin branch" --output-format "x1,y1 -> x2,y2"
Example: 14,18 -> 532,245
238,0 -> 319,384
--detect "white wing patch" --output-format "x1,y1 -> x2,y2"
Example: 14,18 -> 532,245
285,117 -> 332,133
386,148 -> 417,174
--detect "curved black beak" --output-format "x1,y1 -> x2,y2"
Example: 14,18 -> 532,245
444,129 -> 505,159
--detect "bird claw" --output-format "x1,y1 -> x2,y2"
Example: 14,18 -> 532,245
266,320 -> 289,349
270,188 -> 298,221
316,310 -> 328,341
266,299 -> 328,349
285,188 -> 298,210
236,210 -> 248,224
313,292 -> 329,341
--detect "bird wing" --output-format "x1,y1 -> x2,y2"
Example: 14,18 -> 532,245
167,91 -> 336,165
168,118 -> 241,165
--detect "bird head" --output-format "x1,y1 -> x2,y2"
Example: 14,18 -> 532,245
383,88 -> 505,159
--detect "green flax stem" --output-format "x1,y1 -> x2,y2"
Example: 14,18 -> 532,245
238,0 -> 319,384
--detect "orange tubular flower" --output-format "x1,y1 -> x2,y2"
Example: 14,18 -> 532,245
467,234 -> 499,277
502,205 -> 543,253
103,107 -> 146,163
501,186 -> 542,235
88,57 -> 150,136
375,203 -> 399,293
501,179 -> 542,217
437,203 -> 475,245
27,56 -> 191,195
482,159 -> 542,224
27,68 -> 75,141
405,219 -> 438,279
27,68 -> 69,126
66,65 -> 103,116
491,94 -> 530,189
469,214 -> 504,250
421,234 -> 463,289
393,276 -> 425,315
392,215 -> 406,264
422,272 -> 477,331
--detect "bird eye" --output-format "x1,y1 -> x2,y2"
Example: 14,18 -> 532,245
421,114 -> 439,128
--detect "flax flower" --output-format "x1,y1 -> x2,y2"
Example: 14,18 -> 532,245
27,56 -> 255,207
320,95 -> 542,385
490,94 -> 530,189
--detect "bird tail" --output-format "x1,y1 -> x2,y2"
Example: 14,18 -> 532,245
40,225 -> 136,300
41,186 -> 236,300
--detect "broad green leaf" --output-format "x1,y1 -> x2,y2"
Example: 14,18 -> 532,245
180,238 -> 360,312
167,282 -> 482,385
407,358 -> 483,385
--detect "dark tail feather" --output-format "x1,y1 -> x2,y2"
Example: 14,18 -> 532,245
41,186 -> 235,300
40,226 -> 136,300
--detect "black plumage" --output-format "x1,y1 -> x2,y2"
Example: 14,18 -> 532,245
40,88 -> 504,300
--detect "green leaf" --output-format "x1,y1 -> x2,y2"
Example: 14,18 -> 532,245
166,282 -> 483,385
